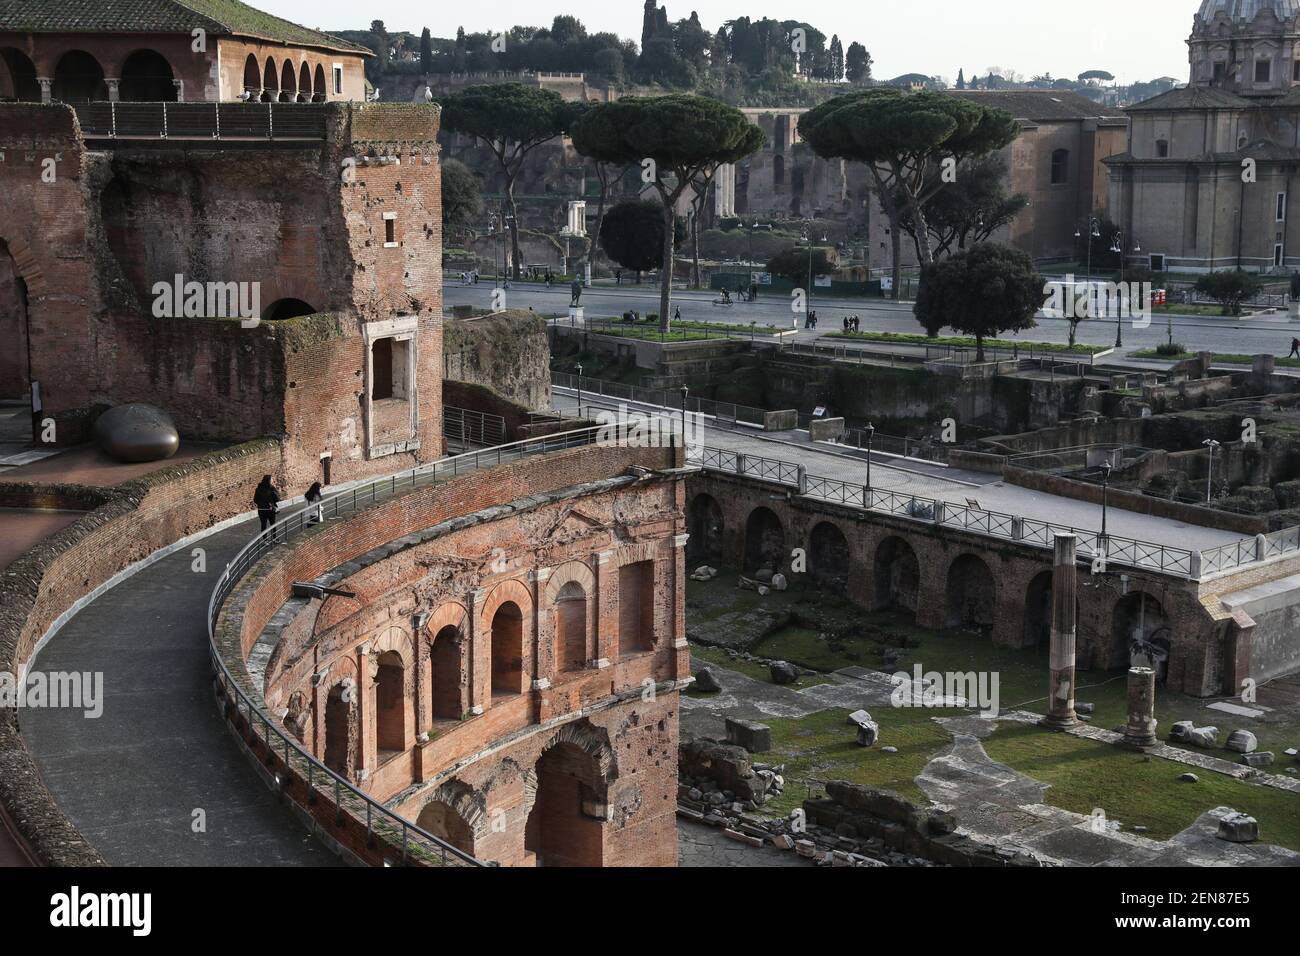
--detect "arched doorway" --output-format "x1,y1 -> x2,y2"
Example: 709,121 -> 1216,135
873,536 -> 919,614
1023,571 -> 1053,649
242,54 -> 260,98
298,62 -> 312,102
687,493 -> 723,567
0,239 -> 31,400
945,554 -> 996,634
375,650 -> 407,756
261,298 -> 316,321
490,602 -> 524,697
119,50 -> 176,101
555,581 -> 587,673
323,682 -> 355,776
313,64 -> 327,102
809,521 -> 849,594
52,50 -> 107,103
430,625 -> 462,720
743,506 -> 784,576
279,61 -> 297,102
1112,592 -> 1171,678
261,57 -> 278,102
416,800 -> 475,855
0,48 -> 41,101
524,741 -> 607,866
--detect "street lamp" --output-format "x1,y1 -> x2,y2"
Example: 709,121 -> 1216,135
1099,459 -> 1112,543
1203,439 -> 1221,503
1075,216 -> 1101,281
864,422 -> 875,493
679,385 -> 689,450
575,363 -> 583,417
1111,231 -> 1125,348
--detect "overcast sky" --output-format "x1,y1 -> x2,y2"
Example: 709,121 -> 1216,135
259,0 -> 1196,84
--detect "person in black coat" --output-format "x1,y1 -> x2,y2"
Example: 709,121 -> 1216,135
253,475 -> 280,531
305,481 -> 324,523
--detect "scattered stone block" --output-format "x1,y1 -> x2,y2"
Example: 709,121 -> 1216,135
1217,811 -> 1259,844
1169,720 -> 1195,743
1242,751 -> 1275,768
855,720 -> 879,747
772,834 -> 794,850
771,572 -> 788,591
693,668 -> 721,693
881,746 -> 898,754
1076,702 -> 1095,715
725,717 -> 772,753
794,839 -> 818,858
847,709 -> 873,729
1177,772 -> 1199,783
769,661 -> 799,685
1189,726 -> 1219,748
926,811 -> 957,836
1226,730 -> 1258,754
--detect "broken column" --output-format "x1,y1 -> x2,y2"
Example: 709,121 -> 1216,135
1122,665 -> 1158,749
1041,533 -> 1079,730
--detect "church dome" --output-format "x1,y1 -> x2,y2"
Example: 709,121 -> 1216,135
1197,0 -> 1300,22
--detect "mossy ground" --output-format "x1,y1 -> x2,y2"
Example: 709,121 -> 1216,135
687,573 -> 1300,847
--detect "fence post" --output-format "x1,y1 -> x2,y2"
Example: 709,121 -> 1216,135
796,465 -> 807,495
1188,551 -> 1203,580
736,453 -> 746,476
1011,517 -> 1025,541
933,501 -> 946,525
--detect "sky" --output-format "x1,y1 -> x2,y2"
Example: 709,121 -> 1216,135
256,0 -> 1196,85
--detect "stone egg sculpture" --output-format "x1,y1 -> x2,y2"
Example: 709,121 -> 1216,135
94,404 -> 180,463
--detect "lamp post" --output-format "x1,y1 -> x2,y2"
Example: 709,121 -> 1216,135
575,363 -> 583,417
864,422 -> 875,492
1203,439 -> 1221,503
679,385 -> 689,450
1074,216 -> 1101,282
1099,459 -> 1112,543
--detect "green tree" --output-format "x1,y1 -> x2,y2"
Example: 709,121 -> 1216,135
845,42 -> 871,83
1195,270 -> 1262,317
913,243 -> 1042,360
895,153 -> 1029,260
828,35 -> 844,82
438,83 -> 578,280
440,158 -> 482,237
599,200 -> 685,280
369,20 -> 390,73
798,89 -> 1018,298
571,95 -> 764,331
419,28 -> 434,74
956,68 -> 966,90
766,246 -> 834,286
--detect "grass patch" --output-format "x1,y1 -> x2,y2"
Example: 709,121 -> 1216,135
690,643 -> 828,690
589,319 -> 782,342
984,722 -> 1300,848
825,330 -> 1106,355
762,707 -> 953,813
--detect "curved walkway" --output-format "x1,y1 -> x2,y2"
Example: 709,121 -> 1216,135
21,515 -> 337,866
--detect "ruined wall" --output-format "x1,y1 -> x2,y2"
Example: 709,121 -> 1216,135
443,311 -> 551,410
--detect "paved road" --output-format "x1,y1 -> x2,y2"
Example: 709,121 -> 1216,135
447,281 -> 1300,361
554,389 -> 1245,553
22,517 -> 338,866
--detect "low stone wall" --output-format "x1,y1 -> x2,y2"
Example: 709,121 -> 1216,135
1004,464 -> 1268,535
808,417 -> 846,442
0,438 -> 283,866
946,449 -> 1006,474
762,409 -> 798,431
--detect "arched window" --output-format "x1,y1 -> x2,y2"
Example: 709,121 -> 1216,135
280,61 -> 296,102
1050,148 -> 1069,185
490,602 -> 524,696
119,50 -> 176,102
313,64 -> 326,102
375,650 -> 407,755
261,57 -> 278,102
261,298 -> 316,321
430,625 -> 462,720
555,582 -> 587,672
773,154 -> 785,187
242,54 -> 260,98
0,48 -> 41,102
52,50 -> 107,103
299,62 -> 312,102
1155,139 -> 1169,158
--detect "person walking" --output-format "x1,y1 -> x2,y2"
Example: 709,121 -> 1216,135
674,306 -> 682,322
253,475 -> 280,532
1290,337 -> 1300,359
305,481 -> 324,524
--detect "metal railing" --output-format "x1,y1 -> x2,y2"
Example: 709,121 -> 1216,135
552,372 -> 768,427
799,414 -> 951,465
443,405 -> 506,449
74,102 -> 329,142
206,425 -> 610,867
562,315 -> 788,343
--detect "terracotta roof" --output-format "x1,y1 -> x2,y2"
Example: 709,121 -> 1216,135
0,0 -> 371,54
945,89 -> 1125,122
1124,85 -> 1250,111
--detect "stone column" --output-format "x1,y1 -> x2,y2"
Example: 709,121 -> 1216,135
1122,666 -> 1158,749
1041,534 -> 1079,730
672,534 -> 690,680
38,77 -> 52,104
105,78 -> 120,102
468,588 -> 488,715
356,640 -> 375,778
593,550 -> 615,668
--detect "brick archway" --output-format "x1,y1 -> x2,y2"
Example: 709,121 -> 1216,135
945,553 -> 997,634
481,579 -> 534,698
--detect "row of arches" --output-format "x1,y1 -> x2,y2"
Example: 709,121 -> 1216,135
688,493 -> 1173,676
241,54 -> 327,102
0,47 -> 178,103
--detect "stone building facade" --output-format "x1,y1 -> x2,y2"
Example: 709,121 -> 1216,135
0,0 -> 370,104
1107,0 -> 1300,273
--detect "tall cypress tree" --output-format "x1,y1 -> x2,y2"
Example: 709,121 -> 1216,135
419,28 -> 434,75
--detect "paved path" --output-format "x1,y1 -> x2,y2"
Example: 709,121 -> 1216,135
678,818 -> 813,867
553,390 -> 1245,552
22,517 -> 337,866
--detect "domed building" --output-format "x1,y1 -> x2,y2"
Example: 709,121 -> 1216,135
1107,0 -> 1300,272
